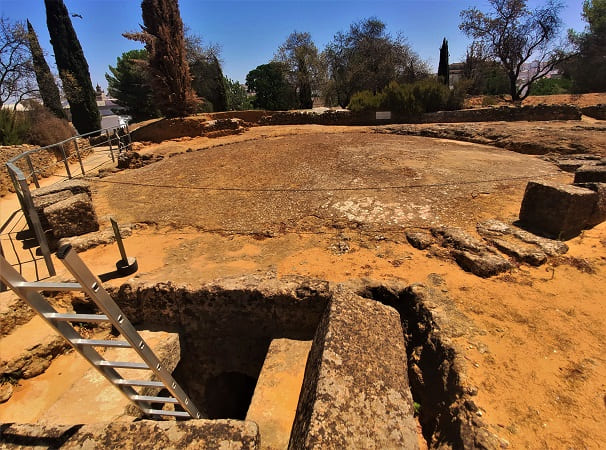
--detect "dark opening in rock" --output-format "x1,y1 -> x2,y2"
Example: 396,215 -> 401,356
204,372 -> 257,419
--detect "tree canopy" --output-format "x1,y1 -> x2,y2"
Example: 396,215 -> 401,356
185,35 -> 226,112
460,0 -> 567,101
224,77 -> 253,111
438,38 -> 449,86
274,31 -> 323,109
246,62 -> 297,110
0,16 -> 36,109
125,0 -> 199,117
106,49 -> 159,122
26,19 -> 65,119
324,18 -> 429,107
564,0 -> 606,92
45,0 -> 100,134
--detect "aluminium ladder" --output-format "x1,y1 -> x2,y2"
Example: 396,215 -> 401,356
0,244 -> 200,420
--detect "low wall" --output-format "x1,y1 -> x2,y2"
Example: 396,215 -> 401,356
581,104 -> 606,120
421,104 -> 581,123
258,104 -> 581,126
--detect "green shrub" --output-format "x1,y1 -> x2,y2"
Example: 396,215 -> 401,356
0,109 -> 30,145
348,90 -> 384,112
529,77 -> 572,96
348,79 -> 463,116
412,79 -> 451,112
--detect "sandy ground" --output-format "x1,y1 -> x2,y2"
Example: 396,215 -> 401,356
2,120 -> 606,448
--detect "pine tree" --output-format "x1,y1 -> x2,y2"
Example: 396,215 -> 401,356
44,0 -> 100,133
438,38 -> 450,86
127,0 -> 199,117
26,20 -> 66,120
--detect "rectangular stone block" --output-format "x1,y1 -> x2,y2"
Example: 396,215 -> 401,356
33,191 -> 72,229
575,182 -> 606,227
31,179 -> 91,198
519,181 -> 598,240
246,339 -> 311,450
289,290 -> 418,449
574,165 -> 606,183
43,193 -> 99,238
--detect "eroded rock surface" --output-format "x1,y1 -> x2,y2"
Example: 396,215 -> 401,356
476,219 -> 569,256
289,289 -> 418,449
431,227 -> 512,277
44,193 -> 99,238
0,297 -> 35,337
0,419 -> 260,449
0,335 -> 70,379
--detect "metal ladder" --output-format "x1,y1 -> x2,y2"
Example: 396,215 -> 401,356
0,244 -> 200,420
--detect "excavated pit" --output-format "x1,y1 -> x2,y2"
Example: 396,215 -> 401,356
105,277 -> 497,449
1,277 -> 497,448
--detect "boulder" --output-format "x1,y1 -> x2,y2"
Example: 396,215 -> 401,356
453,250 -> 512,278
477,219 -> 568,256
0,383 -> 13,403
519,181 -> 598,240
574,165 -> 606,183
289,290 -> 419,449
431,226 -> 488,254
406,230 -> 435,249
43,193 -> 99,238
483,237 -> 547,266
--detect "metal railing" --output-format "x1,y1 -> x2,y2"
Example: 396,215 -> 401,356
4,124 -> 132,278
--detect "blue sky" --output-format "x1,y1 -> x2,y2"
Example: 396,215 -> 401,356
1,1 -> 586,89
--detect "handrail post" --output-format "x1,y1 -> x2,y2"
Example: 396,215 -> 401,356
125,123 -> 132,151
106,129 -> 115,162
59,143 -> 72,179
26,155 -> 40,188
73,139 -> 86,176
18,178 -> 55,276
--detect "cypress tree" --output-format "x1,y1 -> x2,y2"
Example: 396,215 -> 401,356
208,55 -> 227,112
438,38 -> 450,86
134,0 -> 199,117
26,20 -> 66,120
44,0 -> 100,134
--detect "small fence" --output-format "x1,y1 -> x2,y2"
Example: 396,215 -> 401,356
4,124 -> 132,279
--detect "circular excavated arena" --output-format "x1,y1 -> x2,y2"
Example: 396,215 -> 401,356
98,131 -> 565,232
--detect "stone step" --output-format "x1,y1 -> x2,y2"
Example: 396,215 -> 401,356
38,330 -> 181,425
246,338 -> 311,450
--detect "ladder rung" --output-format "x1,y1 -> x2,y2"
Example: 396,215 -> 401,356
131,395 -> 179,404
13,281 -> 84,292
72,339 -> 131,348
143,408 -> 191,418
97,361 -> 149,369
114,379 -> 165,388
44,313 -> 109,323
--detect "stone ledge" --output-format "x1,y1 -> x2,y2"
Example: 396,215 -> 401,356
0,419 -> 260,449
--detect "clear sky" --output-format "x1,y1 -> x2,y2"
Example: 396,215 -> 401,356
1,0 -> 587,90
